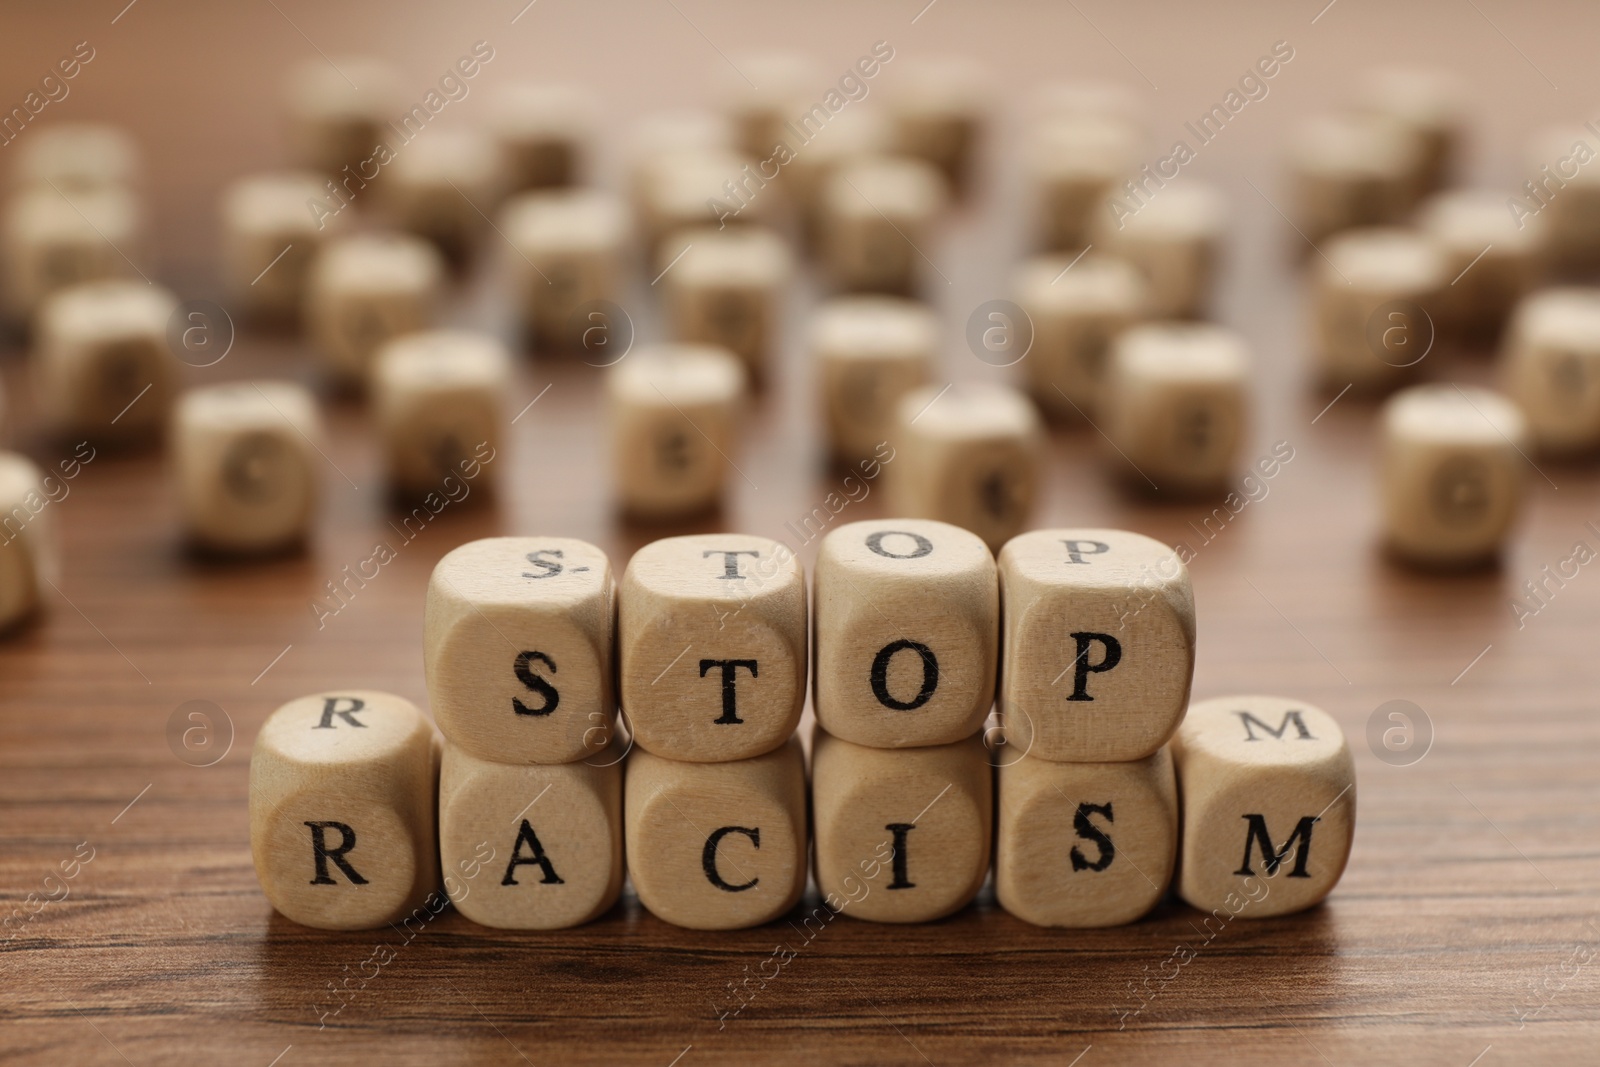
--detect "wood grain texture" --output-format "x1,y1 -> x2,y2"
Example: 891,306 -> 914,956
3,0 -> 1600,1063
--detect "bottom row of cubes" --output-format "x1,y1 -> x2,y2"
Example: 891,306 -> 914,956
250,689 -> 1356,932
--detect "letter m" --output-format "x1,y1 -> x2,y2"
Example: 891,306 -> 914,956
1235,814 -> 1317,878
1237,709 -> 1314,741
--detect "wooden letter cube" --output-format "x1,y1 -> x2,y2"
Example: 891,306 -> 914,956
1503,288 -> 1600,455
1172,695 -> 1356,918
249,690 -> 439,930
619,534 -> 806,762
1525,128 -> 1600,276
1026,115 -> 1140,251
811,728 -> 991,923
373,329 -> 510,500
812,295 -> 936,466
639,150 -> 768,256
1380,384 -> 1528,567
887,382 -> 1043,552
1091,181 -> 1226,319
1104,323 -> 1249,496
726,52 -> 819,162
221,171 -> 339,325
1014,254 -> 1147,420
503,190 -> 627,353
0,453 -> 56,632
605,344 -> 747,521
661,226 -> 792,384
813,518 -> 998,748
425,537 -> 616,765
35,280 -> 178,446
820,156 -> 947,295
1288,113 -> 1419,246
173,382 -> 323,555
784,109 -> 889,245
624,736 -> 807,929
1314,227 -> 1446,393
4,187 -> 143,318
383,130 -> 502,265
438,742 -> 623,929
998,528 -> 1195,762
1418,189 -> 1539,344
995,747 -> 1177,927
886,57 -> 990,194
283,57 -> 401,177
1353,66 -> 1464,198
305,233 -> 444,388
488,83 -> 596,192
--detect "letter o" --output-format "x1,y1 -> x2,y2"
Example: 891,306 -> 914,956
870,639 -> 938,711
865,530 -> 933,559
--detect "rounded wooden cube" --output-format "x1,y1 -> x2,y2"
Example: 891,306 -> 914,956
249,690 -> 439,931
661,226 -> 791,383
1104,323 -> 1249,496
35,280 -> 178,445
425,536 -> 617,766
1504,288 -> 1600,455
4,186 -> 142,318
619,534 -> 806,762
382,129 -> 502,264
726,51 -> 819,162
887,382 -> 1043,552
820,155 -> 947,295
1380,384 -> 1528,567
811,728 -> 991,923
625,736 -> 807,930
998,528 -> 1195,763
172,381 -> 323,554
1288,113 -> 1419,246
640,150 -> 765,255
372,329 -> 509,500
1172,695 -> 1356,919
1418,188 -> 1540,344
996,747 -> 1177,928
283,57 -> 402,177
626,111 -> 735,211
503,189 -> 627,353
605,344 -> 747,521
438,742 -> 623,930
221,171 -> 339,324
785,108 -> 889,243
1027,115 -> 1140,252
1526,127 -> 1600,276
813,519 -> 998,749
885,57 -> 990,194
1015,253 -> 1148,419
812,295 -> 936,465
1353,66 -> 1464,198
1092,180 -> 1225,319
488,82 -> 596,193
0,453 -> 56,632
1314,227 -> 1446,393
15,123 -> 139,192
305,232 -> 444,388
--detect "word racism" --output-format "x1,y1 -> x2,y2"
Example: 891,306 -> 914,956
1107,40 -> 1296,230
711,41 -> 896,227
306,41 -> 496,229
1,41 -> 97,147
1,441 -> 97,545
1507,122 -> 1600,231
311,442 -> 496,629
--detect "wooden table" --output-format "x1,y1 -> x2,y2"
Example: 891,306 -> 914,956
3,1 -> 1599,1063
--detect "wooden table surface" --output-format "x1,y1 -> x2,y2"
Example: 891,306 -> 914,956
4,1 -> 1600,1063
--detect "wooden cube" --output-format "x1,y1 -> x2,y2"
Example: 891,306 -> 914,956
1172,695 -> 1356,919
624,735 -> 807,930
1314,227 -> 1446,393
305,232 -> 445,388
1104,323 -> 1249,496
0,453 -> 55,632
249,690 -> 440,931
1419,189 -> 1540,344
425,536 -> 617,765
813,518 -> 997,749
1027,115 -> 1141,251
172,381 -> 323,555
1504,288 -> 1600,455
1015,253 -> 1147,419
726,52 -> 819,163
4,186 -> 142,318
1288,113 -> 1420,247
887,382 -> 1042,552
605,344 -> 747,521
784,108 -> 890,244
488,82 -> 596,193
283,57 -> 401,177
820,155 -> 947,295
886,57 -> 990,194
15,122 -> 139,192
1353,66 -> 1464,198
221,171 -> 339,325
812,295 -> 936,465
503,189 -> 627,353
372,329 -> 510,500
661,226 -> 791,383
1091,180 -> 1226,319
1526,128 -> 1600,276
382,129 -> 502,264
626,111 -> 735,210
996,747 -> 1177,927
639,150 -> 767,256
998,528 -> 1194,762
35,280 -> 178,446
619,534 -> 805,762
811,728 -> 990,923
1380,384 -> 1528,567
437,741 -> 623,929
